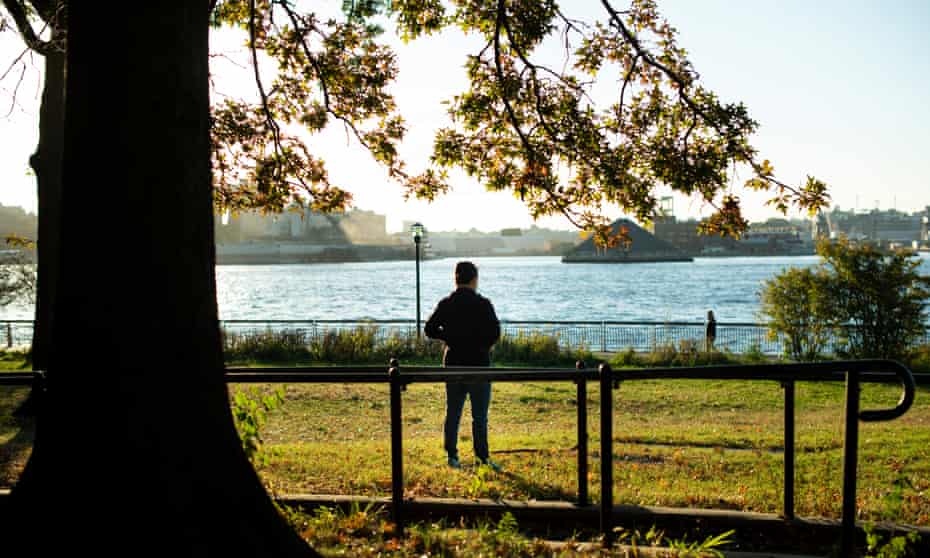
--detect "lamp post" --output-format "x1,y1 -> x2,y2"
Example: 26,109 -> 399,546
411,222 -> 424,338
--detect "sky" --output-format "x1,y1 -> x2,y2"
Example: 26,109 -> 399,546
1,0 -> 928,233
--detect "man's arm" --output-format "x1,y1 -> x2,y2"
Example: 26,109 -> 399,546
424,299 -> 447,341
483,299 -> 501,348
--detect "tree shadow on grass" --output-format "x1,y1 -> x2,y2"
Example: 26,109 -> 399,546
0,417 -> 35,487
497,467 -> 577,502
486,447 -> 580,502
0,387 -> 35,486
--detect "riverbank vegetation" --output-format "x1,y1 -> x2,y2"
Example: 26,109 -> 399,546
221,325 -> 930,374
222,327 -> 596,367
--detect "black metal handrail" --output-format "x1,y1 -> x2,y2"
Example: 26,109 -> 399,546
1,359 -> 917,555
374,359 -> 915,553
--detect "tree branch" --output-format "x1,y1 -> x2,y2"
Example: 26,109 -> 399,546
0,45 -> 28,81
492,0 -> 593,229
1,61 -> 26,117
275,0 -> 410,181
600,0 -> 804,197
2,0 -> 53,54
493,0 -> 532,156
247,0 -> 283,182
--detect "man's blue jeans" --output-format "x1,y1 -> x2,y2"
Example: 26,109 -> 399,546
444,381 -> 491,462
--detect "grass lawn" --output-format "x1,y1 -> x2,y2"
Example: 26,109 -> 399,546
236,376 -> 930,526
3,354 -> 929,529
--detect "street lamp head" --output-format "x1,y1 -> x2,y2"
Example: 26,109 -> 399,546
411,222 -> 424,241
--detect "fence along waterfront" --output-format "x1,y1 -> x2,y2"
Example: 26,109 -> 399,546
2,319 -> 930,354
217,319 -> 787,354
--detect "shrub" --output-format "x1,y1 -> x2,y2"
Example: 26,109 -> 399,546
223,325 -> 590,366
760,266 -> 831,361
613,346 -> 639,367
231,386 -> 284,466
310,326 -> 380,363
742,342 -> 768,364
819,239 -> 930,360
906,344 -> 930,375
491,331 -> 593,366
761,238 -> 930,361
223,328 -> 310,362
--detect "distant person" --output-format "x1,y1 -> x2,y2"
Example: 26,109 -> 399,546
425,261 -> 502,471
705,310 -> 717,352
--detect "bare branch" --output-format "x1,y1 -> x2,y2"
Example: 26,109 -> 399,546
0,46 -> 28,81
2,62 -> 26,118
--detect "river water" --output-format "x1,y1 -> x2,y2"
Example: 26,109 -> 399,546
2,254 -> 928,323
214,254 -> 930,323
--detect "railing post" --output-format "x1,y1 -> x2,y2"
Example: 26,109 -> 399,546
575,360 -> 588,507
841,370 -> 861,557
601,321 -> 607,353
388,358 -> 405,535
782,380 -> 795,520
6,322 -> 12,349
599,362 -> 614,545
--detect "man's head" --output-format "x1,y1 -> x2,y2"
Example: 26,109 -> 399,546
455,261 -> 479,289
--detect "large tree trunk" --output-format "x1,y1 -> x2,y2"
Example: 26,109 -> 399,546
12,29 -> 66,422
7,4 -> 316,555
29,37 -> 64,375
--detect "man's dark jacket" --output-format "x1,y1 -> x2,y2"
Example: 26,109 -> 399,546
424,287 -> 501,366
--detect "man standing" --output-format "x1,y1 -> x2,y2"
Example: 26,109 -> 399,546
705,310 -> 717,352
425,261 -> 502,470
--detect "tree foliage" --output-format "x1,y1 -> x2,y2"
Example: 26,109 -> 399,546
384,0 -> 831,242
818,238 -> 930,360
210,0 -> 413,213
4,0 -> 831,243
760,266 -> 830,361
762,238 -> 930,361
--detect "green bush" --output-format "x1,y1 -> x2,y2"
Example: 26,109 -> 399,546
223,328 -> 310,362
906,344 -> 930,375
610,344 -> 739,369
310,326 -> 380,363
742,342 -> 768,364
760,266 -> 832,361
613,346 -> 638,367
761,238 -> 930,361
494,332 -> 593,367
493,332 -> 559,365
223,326 -> 592,367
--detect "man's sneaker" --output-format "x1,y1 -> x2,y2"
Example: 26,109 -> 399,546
477,459 -> 502,472
448,456 -> 462,469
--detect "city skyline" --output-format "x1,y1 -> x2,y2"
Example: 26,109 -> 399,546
1,0 -> 928,233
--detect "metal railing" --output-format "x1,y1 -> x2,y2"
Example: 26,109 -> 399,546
202,319 -> 930,355
0,359 -> 918,554
2,318 -> 929,355
215,319 -> 787,354
224,359 -> 915,554
0,320 -> 33,349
